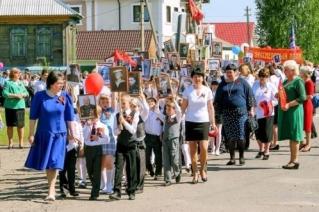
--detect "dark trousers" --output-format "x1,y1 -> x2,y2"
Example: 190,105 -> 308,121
59,149 -> 77,193
145,134 -> 162,176
228,140 -> 245,160
113,148 -> 137,195
85,145 -> 102,198
136,144 -> 146,191
244,126 -> 250,149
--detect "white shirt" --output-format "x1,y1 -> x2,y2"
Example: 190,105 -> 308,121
34,80 -> 46,94
241,74 -> 255,87
252,81 -> 278,119
113,108 -> 140,136
182,85 -> 213,123
83,120 -> 109,146
145,109 -> 163,136
269,75 -> 280,89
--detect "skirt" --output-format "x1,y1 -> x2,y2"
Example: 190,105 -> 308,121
255,116 -> 274,143
102,125 -> 116,156
273,105 -> 278,125
25,131 -> 67,171
5,108 -> 25,128
185,122 -> 210,141
222,109 -> 248,142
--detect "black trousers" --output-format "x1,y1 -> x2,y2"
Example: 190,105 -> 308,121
145,134 -> 162,176
59,149 -> 77,193
245,126 -> 251,149
113,148 -> 137,195
85,145 -> 102,198
136,144 -> 146,191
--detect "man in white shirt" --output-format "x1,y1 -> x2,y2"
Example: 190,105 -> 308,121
33,69 -> 49,94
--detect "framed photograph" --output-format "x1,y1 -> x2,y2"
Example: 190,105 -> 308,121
142,59 -> 152,79
178,77 -> 192,96
97,63 -> 113,84
110,66 -> 128,92
186,34 -> 196,50
161,57 -> 170,72
167,52 -> 180,70
128,72 -> 140,96
179,43 -> 189,59
203,33 -> 212,46
78,94 -> 97,120
207,58 -> 220,71
138,51 -> 149,59
169,70 -> 179,79
273,54 -> 281,64
164,39 -> 175,53
155,74 -> 172,98
132,56 -> 143,72
170,78 -> 179,95
66,64 -> 81,83
212,42 -> 223,57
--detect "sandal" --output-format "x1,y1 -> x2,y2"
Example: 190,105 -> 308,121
44,195 -> 56,201
299,144 -> 306,151
282,162 -> 299,170
301,146 -> 311,152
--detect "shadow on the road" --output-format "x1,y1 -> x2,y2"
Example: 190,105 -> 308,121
206,164 -> 280,171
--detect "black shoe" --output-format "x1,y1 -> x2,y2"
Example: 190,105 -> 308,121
154,176 -> 158,181
164,181 -> 171,186
270,145 -> 280,151
282,162 -> 299,170
79,182 -> 87,189
89,196 -> 98,200
135,189 -> 143,194
255,152 -> 264,159
185,168 -> 190,173
70,191 -> 79,197
175,174 -> 181,183
60,192 -> 67,198
128,193 -> 135,200
226,160 -> 236,166
109,191 -> 121,200
149,170 -> 155,177
262,154 -> 270,160
239,158 -> 245,165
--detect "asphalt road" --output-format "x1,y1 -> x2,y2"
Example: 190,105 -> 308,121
0,116 -> 318,212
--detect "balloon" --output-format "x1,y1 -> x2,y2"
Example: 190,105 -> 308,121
85,73 -> 104,96
0,62 -> 3,69
232,46 -> 241,55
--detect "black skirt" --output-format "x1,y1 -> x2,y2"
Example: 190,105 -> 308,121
255,116 -> 274,143
185,121 -> 210,141
273,105 -> 279,125
5,108 -> 25,128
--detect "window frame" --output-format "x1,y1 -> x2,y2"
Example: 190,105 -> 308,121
36,26 -> 53,59
10,26 -> 27,58
132,4 -> 150,23
166,6 -> 172,23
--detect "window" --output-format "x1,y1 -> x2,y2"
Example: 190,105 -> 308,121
166,6 -> 171,23
133,5 -> 150,22
36,27 -> 52,58
174,7 -> 178,12
10,27 -> 27,57
70,5 -> 82,25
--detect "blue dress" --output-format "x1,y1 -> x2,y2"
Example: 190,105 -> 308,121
25,90 -> 75,170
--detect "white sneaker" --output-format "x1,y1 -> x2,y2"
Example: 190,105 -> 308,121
215,150 -> 220,156
211,151 -> 216,155
100,188 -> 108,194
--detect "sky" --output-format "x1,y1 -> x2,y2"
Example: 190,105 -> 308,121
203,0 -> 257,23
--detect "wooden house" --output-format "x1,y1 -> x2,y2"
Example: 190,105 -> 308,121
0,0 -> 82,68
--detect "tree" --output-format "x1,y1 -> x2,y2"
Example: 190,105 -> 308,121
256,0 -> 319,63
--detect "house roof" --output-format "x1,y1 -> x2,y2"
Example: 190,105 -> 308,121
0,0 -> 81,18
204,22 -> 254,46
77,30 -> 153,61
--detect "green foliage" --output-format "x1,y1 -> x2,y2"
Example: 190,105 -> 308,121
256,0 -> 319,63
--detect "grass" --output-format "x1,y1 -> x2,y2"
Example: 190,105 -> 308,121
0,108 -> 30,146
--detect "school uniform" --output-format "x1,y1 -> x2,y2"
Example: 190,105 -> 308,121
159,102 -> 182,183
111,109 -> 140,199
83,121 -> 109,200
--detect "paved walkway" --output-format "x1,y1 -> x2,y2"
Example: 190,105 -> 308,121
0,119 -> 318,212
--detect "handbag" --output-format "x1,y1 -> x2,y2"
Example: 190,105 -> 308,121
312,95 -> 319,109
246,116 -> 259,132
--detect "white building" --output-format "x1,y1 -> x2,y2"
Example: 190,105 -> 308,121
64,0 -> 186,50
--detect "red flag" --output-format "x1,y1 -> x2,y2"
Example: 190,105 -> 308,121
113,49 -> 137,67
188,0 -> 204,24
113,49 -> 124,62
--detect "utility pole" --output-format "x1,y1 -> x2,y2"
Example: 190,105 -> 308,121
140,0 -> 145,51
145,0 -> 160,60
244,6 -> 251,46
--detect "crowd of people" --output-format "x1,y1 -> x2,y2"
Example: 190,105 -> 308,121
0,59 -> 317,201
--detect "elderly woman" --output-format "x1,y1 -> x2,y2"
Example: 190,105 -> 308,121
214,64 -> 255,165
252,68 -> 278,160
181,68 -> 216,184
299,66 -> 314,152
2,68 -> 29,149
278,60 -> 306,169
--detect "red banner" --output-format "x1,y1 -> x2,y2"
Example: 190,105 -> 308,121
248,47 -> 303,64
188,0 -> 204,24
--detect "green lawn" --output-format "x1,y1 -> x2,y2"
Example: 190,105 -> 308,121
0,108 -> 30,146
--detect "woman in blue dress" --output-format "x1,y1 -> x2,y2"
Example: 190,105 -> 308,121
25,71 -> 75,201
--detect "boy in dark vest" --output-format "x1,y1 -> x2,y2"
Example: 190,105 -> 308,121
158,97 -> 182,186
110,94 -> 139,200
